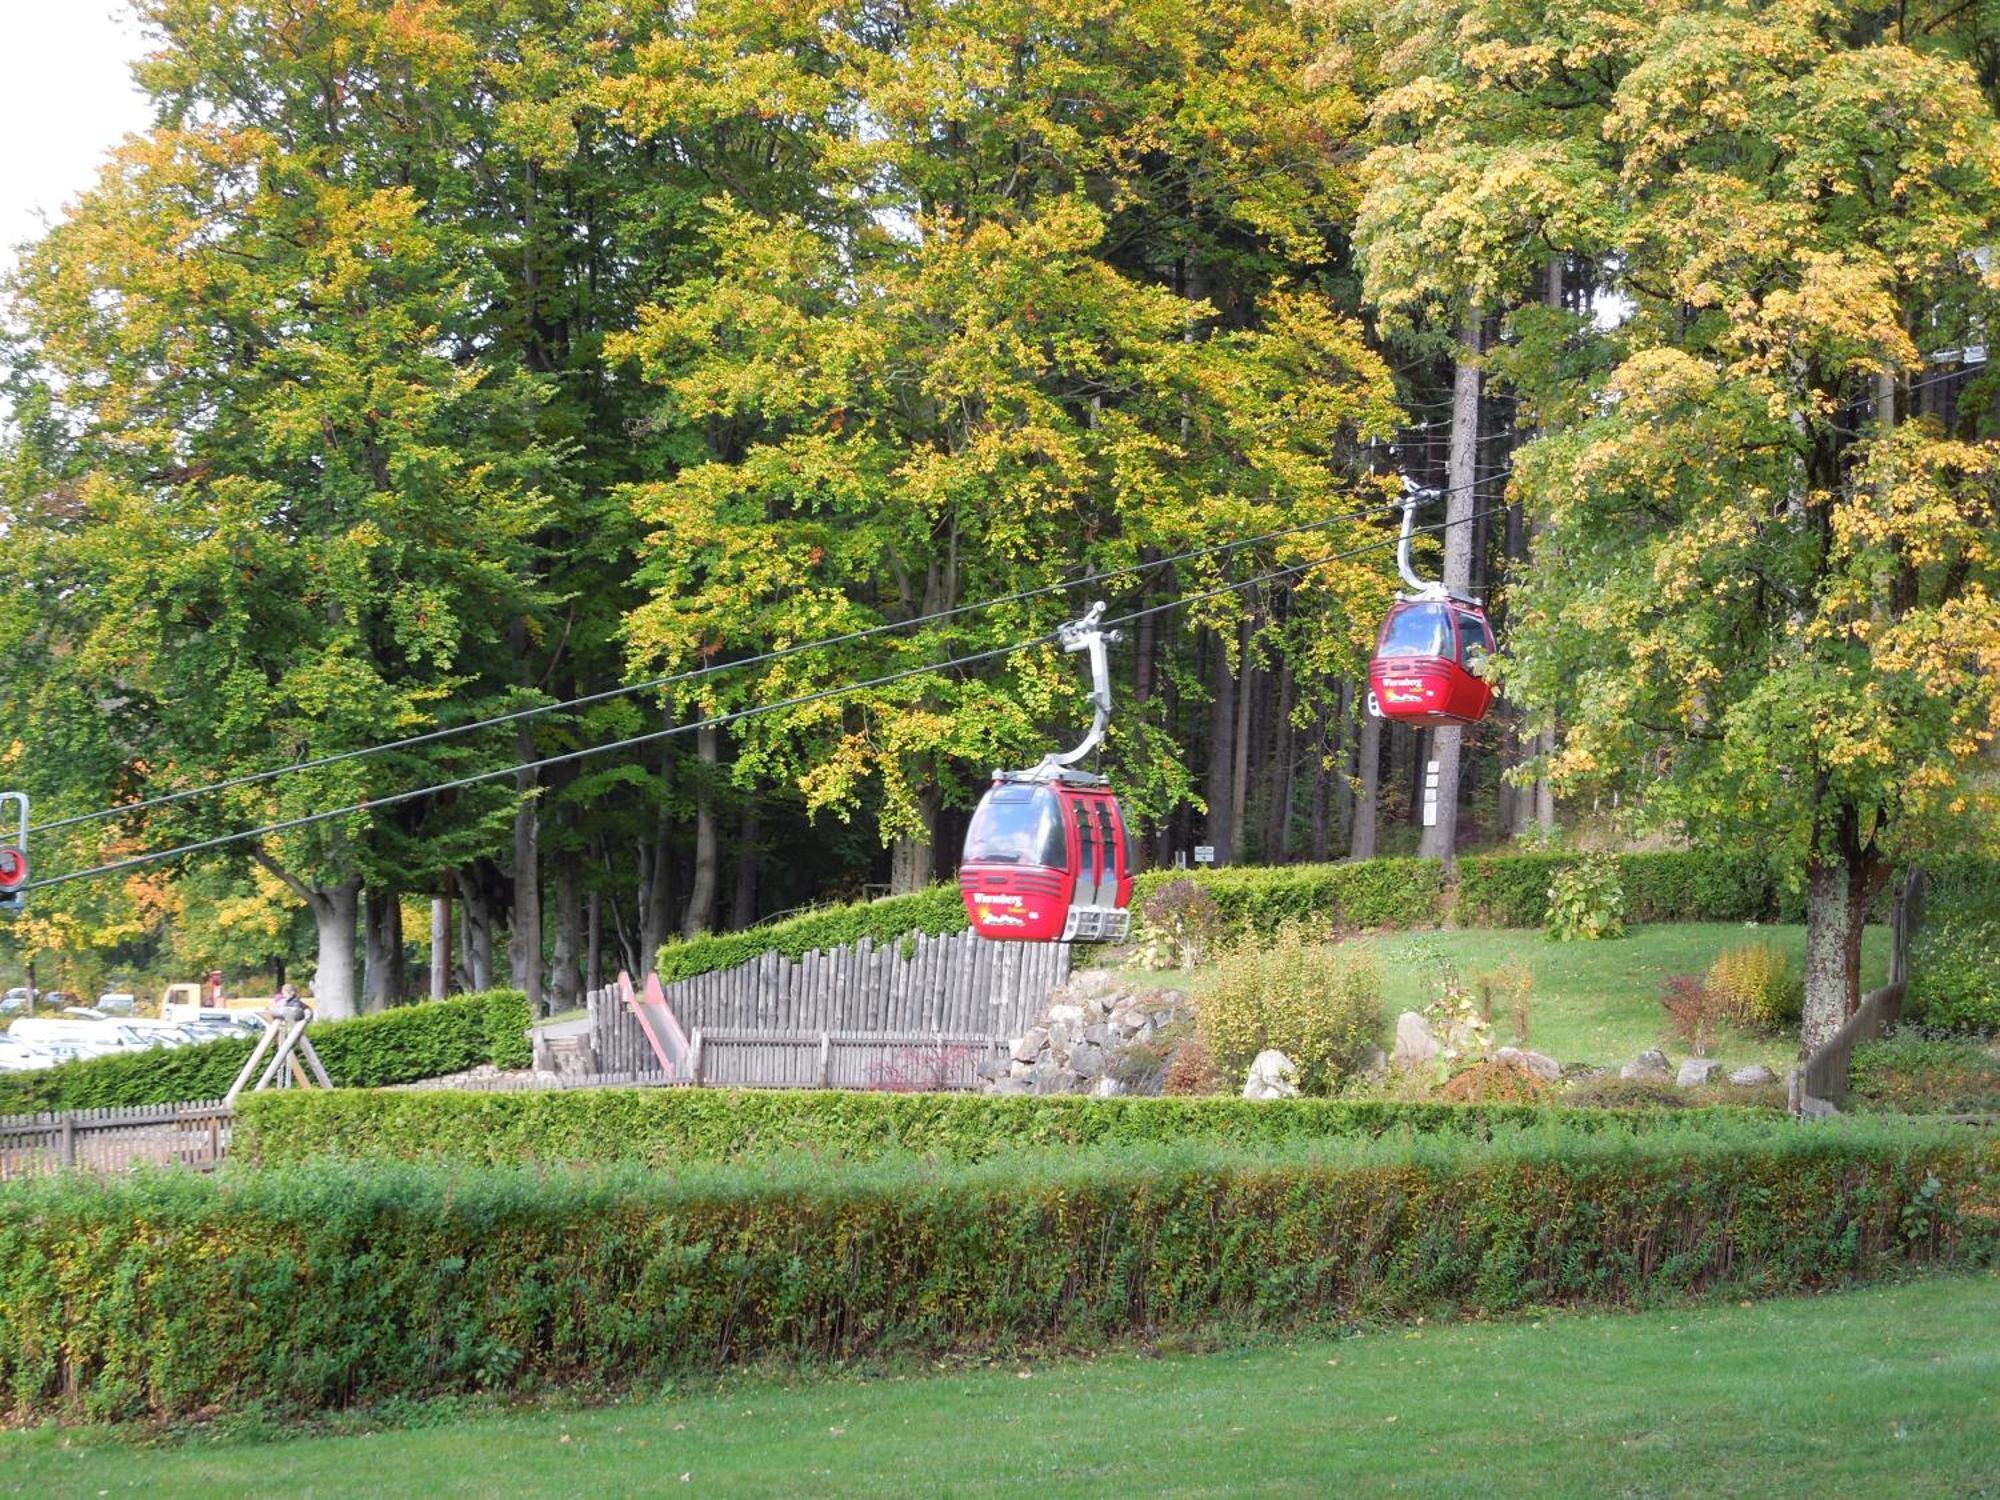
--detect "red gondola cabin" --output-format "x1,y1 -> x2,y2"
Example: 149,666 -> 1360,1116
1368,598 -> 1496,727
959,774 -> 1133,943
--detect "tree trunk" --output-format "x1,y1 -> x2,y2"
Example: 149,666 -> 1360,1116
730,801 -> 760,928
455,866 -> 495,993
1802,846 -> 1887,1052
586,886 -> 602,996
1263,661 -> 1296,862
362,889 -> 403,1012
308,880 -> 360,1021
1534,726 -> 1556,832
888,775 -> 940,894
1206,628 -> 1237,863
1310,697 -> 1332,863
1230,618 -> 1253,855
1420,308 -> 1481,864
509,765 -> 543,1013
682,720 -> 719,938
551,844 -> 583,1013
1350,708 -> 1382,860
429,893 -> 450,1000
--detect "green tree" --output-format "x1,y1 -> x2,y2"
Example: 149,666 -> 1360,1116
1482,4 -> 2000,1047
610,0 -> 1401,884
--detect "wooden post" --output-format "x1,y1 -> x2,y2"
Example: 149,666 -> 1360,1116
818,1030 -> 831,1088
690,1028 -> 704,1087
59,1115 -> 74,1169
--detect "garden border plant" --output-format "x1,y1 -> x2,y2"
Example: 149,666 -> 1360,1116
2,1119 -> 1991,1422
235,1085 -> 1777,1170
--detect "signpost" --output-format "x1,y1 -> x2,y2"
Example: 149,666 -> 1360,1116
1194,845 -> 1216,866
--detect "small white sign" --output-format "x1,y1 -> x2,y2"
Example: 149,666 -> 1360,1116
1194,845 -> 1217,865
1422,758 -> 1440,828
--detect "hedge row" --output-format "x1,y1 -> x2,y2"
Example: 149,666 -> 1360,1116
1132,859 -> 1446,937
1454,851 -> 1775,927
655,884 -> 968,983
233,1086 -> 1769,1170
654,853 -> 2000,986
3,1122 -> 1990,1421
0,991 -> 533,1113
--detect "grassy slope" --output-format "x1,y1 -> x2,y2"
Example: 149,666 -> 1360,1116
7,1275 -> 1992,1498
1104,923 -> 1888,1072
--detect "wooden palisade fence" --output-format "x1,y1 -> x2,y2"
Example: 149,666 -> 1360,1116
0,1099 -> 232,1179
589,930 -> 1069,1078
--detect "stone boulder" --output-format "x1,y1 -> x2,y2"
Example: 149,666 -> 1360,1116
1494,1047 -> 1562,1083
1621,1049 -> 1671,1081
1242,1049 -> 1300,1101
1676,1058 -> 1725,1087
1010,1027 -> 1049,1064
1391,1011 -> 1441,1071
1729,1064 -> 1776,1087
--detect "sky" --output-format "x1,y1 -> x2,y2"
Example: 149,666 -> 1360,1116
0,2 -> 153,277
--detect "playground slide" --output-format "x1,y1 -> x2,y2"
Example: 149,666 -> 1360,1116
623,970 -> 692,1076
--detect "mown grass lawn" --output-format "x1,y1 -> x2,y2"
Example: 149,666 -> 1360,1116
1357,922 -> 1891,1072
6,1274 -> 1992,1498
1104,923 -> 1888,1073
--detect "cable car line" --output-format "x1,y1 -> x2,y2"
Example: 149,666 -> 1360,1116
23,502 -> 1506,896
27,470 -> 1509,840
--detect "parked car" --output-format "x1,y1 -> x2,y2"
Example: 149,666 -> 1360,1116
95,992 -> 138,1015
40,992 -> 79,1010
0,987 -> 30,1016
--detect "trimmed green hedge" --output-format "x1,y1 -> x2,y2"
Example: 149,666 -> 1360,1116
3,1122 -> 1990,1421
0,991 -> 532,1113
656,885 -> 968,983
658,855 -> 2000,986
656,859 -> 1451,983
235,1087 -> 1773,1171
1133,860 -> 1446,937
1455,851 -> 1775,927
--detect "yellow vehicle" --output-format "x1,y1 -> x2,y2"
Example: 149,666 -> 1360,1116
160,979 -> 270,1023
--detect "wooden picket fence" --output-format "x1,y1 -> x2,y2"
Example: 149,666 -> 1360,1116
688,1030 -> 1005,1090
0,1099 -> 231,1179
590,928 -> 1067,1078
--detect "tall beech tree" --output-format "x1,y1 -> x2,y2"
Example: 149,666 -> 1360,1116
1481,4 -> 2000,1048
611,0 -> 1401,883
0,55 -> 553,1015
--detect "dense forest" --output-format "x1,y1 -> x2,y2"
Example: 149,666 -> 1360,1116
1,0 -> 1994,1043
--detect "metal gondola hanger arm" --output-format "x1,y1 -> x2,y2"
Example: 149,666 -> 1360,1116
1036,601 -> 1120,774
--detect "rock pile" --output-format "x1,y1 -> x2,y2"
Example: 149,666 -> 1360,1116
981,969 -> 1192,1096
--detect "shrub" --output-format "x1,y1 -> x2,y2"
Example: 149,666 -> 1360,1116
1403,939 -> 1491,1077
1545,853 -> 1626,942
1564,1073 -> 1692,1110
1707,942 -> 1804,1032
6,1123 -> 1991,1422
1908,918 -> 2000,1035
1195,927 -> 1386,1095
1660,974 -> 1726,1058
1438,1059 -> 1556,1105
1134,879 -> 1226,970
0,991 -> 532,1112
232,1085 -> 1767,1171
1159,1036 -> 1221,1096
1849,1034 -> 2000,1114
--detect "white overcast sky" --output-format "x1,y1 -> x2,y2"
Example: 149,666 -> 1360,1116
0,2 -> 153,277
